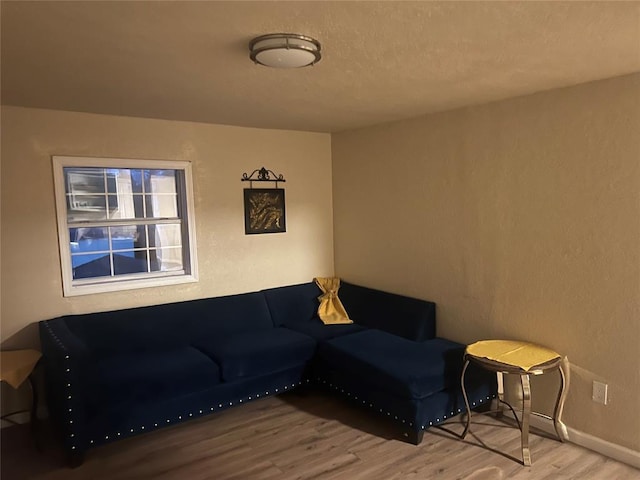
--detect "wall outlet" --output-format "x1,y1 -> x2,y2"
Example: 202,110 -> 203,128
592,380 -> 608,405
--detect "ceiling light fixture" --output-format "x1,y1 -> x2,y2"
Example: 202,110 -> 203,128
249,33 -> 321,68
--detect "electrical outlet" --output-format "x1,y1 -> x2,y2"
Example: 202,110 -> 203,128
592,381 -> 608,405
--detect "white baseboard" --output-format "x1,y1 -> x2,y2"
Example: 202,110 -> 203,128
529,415 -> 640,469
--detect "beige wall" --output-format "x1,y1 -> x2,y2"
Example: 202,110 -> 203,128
332,74 -> 640,451
2,76 -> 639,452
1,107 -> 334,348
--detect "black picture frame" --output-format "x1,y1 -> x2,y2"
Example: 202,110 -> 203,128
243,188 -> 286,234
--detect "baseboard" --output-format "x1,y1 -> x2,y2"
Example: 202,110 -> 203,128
529,415 -> 640,469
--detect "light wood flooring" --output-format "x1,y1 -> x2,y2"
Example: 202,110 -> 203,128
1,390 -> 638,480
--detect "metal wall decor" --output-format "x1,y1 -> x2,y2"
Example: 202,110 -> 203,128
241,167 -> 286,188
241,167 -> 287,235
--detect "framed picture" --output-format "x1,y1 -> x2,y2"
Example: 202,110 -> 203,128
243,188 -> 286,234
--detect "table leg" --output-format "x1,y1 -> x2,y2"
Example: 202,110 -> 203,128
460,357 -> 472,439
496,371 -> 505,418
553,356 -> 570,442
520,373 -> 532,466
27,374 -> 43,451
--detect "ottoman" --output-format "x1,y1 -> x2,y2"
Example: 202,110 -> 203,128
314,329 -> 496,443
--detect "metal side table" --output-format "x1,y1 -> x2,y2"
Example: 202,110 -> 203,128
1,349 -> 43,449
460,340 -> 570,466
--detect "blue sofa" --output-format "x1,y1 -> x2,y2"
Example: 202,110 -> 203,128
39,281 -> 496,465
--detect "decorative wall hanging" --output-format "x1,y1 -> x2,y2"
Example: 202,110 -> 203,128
241,167 -> 287,235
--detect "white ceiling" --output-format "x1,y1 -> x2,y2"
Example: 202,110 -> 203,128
2,1 -> 639,133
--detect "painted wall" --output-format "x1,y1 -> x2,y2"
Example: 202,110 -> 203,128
332,74 -> 640,451
1,106 -> 334,349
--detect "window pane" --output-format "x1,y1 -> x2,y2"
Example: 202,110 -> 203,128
145,170 -> 176,194
66,169 -> 180,220
129,169 -> 144,194
113,251 -> 149,276
69,227 -> 109,253
67,194 -> 107,221
149,224 -> 182,248
65,168 -> 105,194
70,224 -> 112,278
150,248 -> 184,272
109,225 -> 147,250
108,194 -> 137,219
104,194 -> 122,219
72,254 -> 111,279
144,170 -> 178,218
145,194 -> 178,218
64,168 -> 121,221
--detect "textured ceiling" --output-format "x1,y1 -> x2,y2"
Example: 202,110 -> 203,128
2,1 -> 639,133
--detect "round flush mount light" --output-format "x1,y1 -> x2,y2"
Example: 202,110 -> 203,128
249,33 -> 321,68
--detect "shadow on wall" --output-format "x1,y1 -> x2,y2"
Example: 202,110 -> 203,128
1,323 -> 40,351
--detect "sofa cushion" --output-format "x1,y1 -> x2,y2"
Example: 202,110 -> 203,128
63,303 -> 192,353
87,347 -> 221,412
262,282 -> 323,327
194,328 -> 316,381
317,329 -> 465,400
188,291 -> 275,338
63,291 -> 275,354
284,320 -> 365,341
339,281 -> 436,341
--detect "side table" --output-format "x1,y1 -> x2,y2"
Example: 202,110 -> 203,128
1,349 -> 43,448
460,340 -> 570,466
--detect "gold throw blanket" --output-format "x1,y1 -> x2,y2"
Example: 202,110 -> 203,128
314,277 -> 353,325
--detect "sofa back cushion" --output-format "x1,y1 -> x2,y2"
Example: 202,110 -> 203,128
62,291 -> 275,353
262,282 -> 323,327
63,302 -> 192,353
188,291 -> 274,339
339,281 -> 436,341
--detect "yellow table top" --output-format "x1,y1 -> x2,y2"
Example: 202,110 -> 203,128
0,349 -> 42,389
466,340 -> 560,372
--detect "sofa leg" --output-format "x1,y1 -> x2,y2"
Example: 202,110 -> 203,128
290,381 -> 313,396
67,451 -> 85,468
475,401 -> 492,413
404,428 -> 424,445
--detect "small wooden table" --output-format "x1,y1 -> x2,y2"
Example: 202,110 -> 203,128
1,349 -> 42,447
460,340 -> 570,466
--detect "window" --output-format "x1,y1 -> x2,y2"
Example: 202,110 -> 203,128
53,156 -> 198,296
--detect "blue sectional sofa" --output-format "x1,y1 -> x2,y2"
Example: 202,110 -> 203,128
39,280 -> 496,466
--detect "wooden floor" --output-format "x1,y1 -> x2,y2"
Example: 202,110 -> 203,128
2,391 -> 638,480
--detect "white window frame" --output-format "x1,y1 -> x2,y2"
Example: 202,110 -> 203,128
52,156 -> 198,297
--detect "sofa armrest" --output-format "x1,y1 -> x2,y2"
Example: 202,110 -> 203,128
39,318 -> 91,454
339,281 -> 436,342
